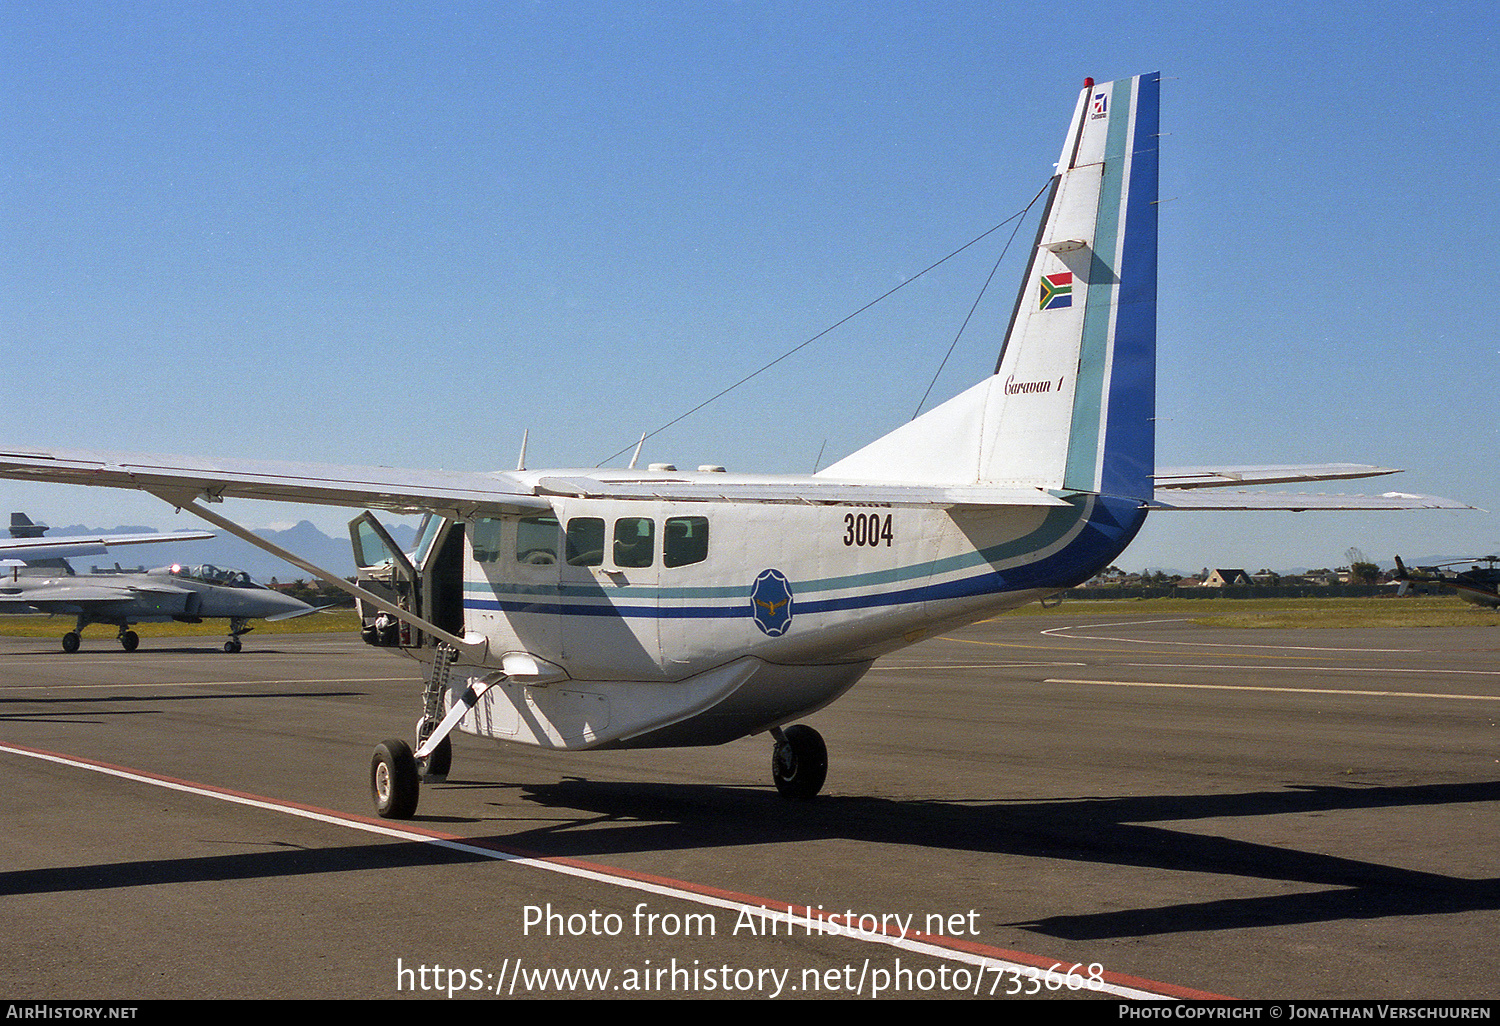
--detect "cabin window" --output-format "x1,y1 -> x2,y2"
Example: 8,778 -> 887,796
565,517 -> 605,566
613,517 -> 654,568
515,516 -> 559,565
663,516 -> 709,568
412,514 -> 444,567
471,517 -> 504,562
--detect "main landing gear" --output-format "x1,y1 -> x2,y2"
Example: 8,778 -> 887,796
367,646 -> 830,817
59,620 -> 139,653
370,721 -> 831,818
770,724 -> 828,799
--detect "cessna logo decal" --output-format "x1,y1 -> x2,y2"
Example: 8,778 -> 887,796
750,569 -> 794,636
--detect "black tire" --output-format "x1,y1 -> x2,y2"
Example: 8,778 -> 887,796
120,631 -> 139,652
417,734 -> 452,781
61,632 -> 80,654
224,639 -> 242,654
771,724 -> 828,800
371,738 -> 420,819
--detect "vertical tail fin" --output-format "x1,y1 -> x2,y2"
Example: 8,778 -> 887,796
822,73 -> 1159,503
10,513 -> 46,538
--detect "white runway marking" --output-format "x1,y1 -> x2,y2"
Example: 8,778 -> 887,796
1040,619 -> 1417,653
0,738 -> 1210,1001
1047,679 -> 1500,702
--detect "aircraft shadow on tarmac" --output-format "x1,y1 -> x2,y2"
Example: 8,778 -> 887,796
482,777 -> 1500,939
5,776 -> 1497,940
0,690 -> 367,725
4,644 -> 304,656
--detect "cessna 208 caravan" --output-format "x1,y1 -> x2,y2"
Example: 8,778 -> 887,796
0,74 -> 1467,816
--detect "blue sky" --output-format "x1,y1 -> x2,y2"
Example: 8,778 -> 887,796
3,2 -> 1495,572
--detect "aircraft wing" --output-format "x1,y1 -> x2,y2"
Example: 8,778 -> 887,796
533,475 -> 1071,509
0,447 -> 1073,514
0,448 -> 553,517
0,530 -> 213,563
0,448 -> 1466,516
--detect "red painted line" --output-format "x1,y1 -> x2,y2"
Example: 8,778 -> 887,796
2,739 -> 1231,1000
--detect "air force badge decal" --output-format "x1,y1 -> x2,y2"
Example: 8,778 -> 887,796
750,569 -> 794,636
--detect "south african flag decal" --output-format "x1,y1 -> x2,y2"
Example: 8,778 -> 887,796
1039,271 -> 1073,310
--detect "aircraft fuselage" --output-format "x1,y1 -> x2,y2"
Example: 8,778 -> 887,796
419,490 -> 1146,751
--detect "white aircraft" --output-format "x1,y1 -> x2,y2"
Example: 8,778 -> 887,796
0,73 -> 1468,816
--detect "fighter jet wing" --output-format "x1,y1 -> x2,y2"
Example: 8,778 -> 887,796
0,448 -> 553,517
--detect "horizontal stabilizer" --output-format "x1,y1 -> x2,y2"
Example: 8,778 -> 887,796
1148,490 -> 1475,511
1155,464 -> 1401,489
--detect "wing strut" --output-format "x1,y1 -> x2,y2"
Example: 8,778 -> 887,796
150,491 -> 487,659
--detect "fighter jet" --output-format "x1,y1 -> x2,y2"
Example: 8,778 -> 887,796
0,513 -> 317,652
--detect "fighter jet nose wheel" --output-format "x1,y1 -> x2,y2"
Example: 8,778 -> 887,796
61,632 -> 81,653
771,724 -> 827,800
119,630 -> 139,652
371,738 -> 420,819
224,639 -> 241,653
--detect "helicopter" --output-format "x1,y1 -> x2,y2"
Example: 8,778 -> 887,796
1393,555 -> 1500,609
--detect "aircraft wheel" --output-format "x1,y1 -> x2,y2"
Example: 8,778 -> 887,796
371,738 -> 419,819
120,631 -> 139,652
417,735 -> 452,782
224,639 -> 242,654
771,724 -> 827,800
61,632 -> 80,654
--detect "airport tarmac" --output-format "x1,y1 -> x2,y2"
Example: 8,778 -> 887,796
1,611 -> 1497,1000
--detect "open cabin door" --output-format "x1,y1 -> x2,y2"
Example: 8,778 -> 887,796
350,512 -> 418,647
349,512 -> 466,650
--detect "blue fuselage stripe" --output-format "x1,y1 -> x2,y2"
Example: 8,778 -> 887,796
464,496 -> 1146,622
